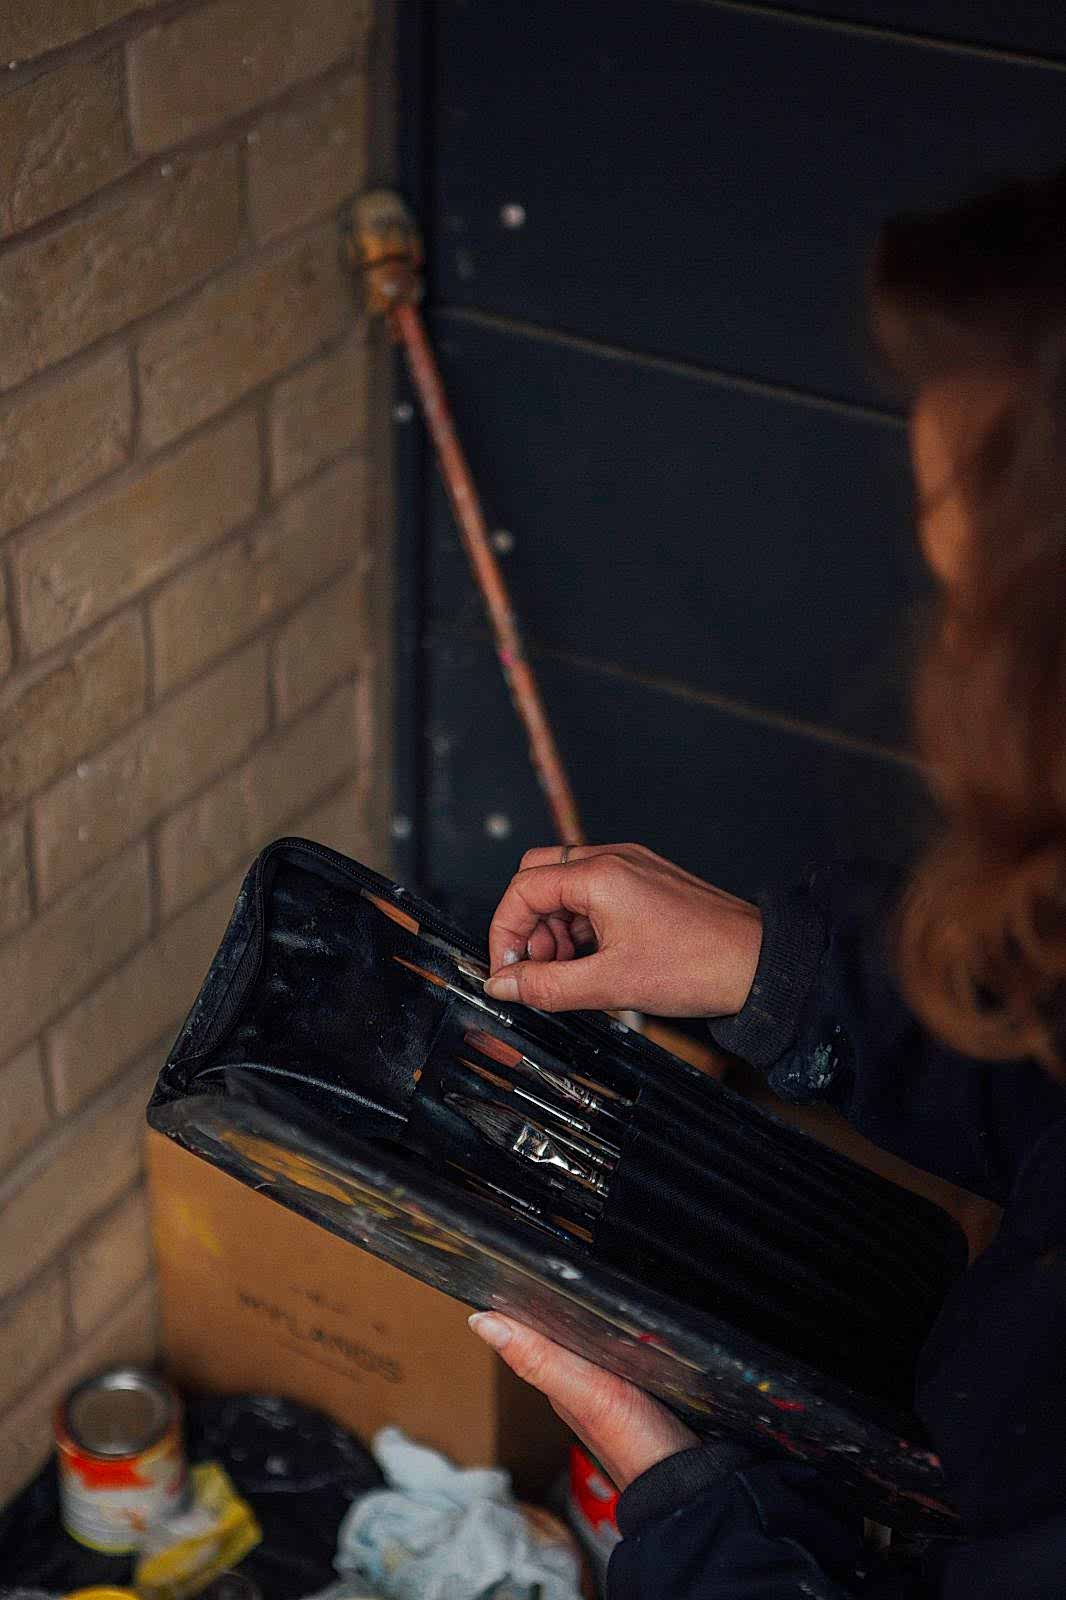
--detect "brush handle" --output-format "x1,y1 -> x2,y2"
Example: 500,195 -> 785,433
457,1172 -> 592,1245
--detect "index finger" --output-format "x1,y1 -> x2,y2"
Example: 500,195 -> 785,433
489,862 -> 593,973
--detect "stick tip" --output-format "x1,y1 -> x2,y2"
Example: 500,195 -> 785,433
346,188 -> 424,315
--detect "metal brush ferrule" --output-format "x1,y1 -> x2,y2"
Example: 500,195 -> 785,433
511,1124 -> 610,1199
508,1085 -> 619,1161
530,1063 -> 623,1122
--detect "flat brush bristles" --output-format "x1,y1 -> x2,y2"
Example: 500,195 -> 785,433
445,1092 -> 521,1144
465,1028 -> 522,1069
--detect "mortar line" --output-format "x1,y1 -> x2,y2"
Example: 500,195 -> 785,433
20,806 -> 41,923
21,658 -> 362,932
0,52 -> 365,276
0,196 -> 362,413
0,0 -> 211,91
7,325 -> 363,561
0,447 -> 368,838
0,1045 -> 173,1208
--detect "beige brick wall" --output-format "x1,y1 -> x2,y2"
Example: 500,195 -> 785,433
0,0 -> 390,1505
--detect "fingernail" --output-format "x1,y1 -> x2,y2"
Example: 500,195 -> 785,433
502,948 -> 520,966
469,1312 -> 512,1350
484,974 -> 519,1002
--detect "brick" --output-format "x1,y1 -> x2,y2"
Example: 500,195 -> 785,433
151,453 -> 365,692
70,1187 -> 151,1335
128,0 -> 372,154
2,2 -> 157,63
0,1273 -> 66,1415
15,411 -> 258,657
272,567 -> 366,722
47,873 -> 243,1112
0,1044 -> 50,1177
158,682 -> 359,915
293,779 -> 382,869
0,814 -> 30,938
0,842 -> 149,1056
138,222 -> 352,450
270,334 -> 368,493
0,1281 -> 155,1507
0,611 -> 146,810
248,70 -> 367,244
0,148 -> 239,394
34,641 -> 269,901
0,346 -> 132,536
0,52 -> 130,241
0,1056 -> 158,1303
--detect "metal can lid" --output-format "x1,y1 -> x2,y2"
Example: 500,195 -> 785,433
64,1368 -> 175,1457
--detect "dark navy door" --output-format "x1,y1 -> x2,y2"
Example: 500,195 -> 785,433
395,1 -> 1066,926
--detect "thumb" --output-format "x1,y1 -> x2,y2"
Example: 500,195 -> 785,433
484,951 -> 619,1012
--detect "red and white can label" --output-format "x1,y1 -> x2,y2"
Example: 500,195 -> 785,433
56,1422 -> 187,1553
567,1443 -> 621,1572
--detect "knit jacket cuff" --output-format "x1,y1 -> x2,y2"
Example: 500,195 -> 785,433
708,884 -> 827,1070
615,1441 -> 765,1538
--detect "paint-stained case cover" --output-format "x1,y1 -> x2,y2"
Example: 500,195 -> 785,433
148,837 -> 964,1533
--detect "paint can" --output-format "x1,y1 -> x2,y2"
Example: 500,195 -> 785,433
65,1590 -> 142,1599
55,1367 -> 187,1552
565,1443 -> 620,1587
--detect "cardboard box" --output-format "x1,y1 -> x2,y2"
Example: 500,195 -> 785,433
148,1129 -> 570,1497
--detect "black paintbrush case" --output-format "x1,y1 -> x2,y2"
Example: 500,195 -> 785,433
148,837 -> 966,1533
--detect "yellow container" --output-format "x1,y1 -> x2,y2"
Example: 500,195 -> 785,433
65,1590 -> 141,1598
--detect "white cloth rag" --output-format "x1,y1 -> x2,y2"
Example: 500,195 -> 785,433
333,1426 -> 582,1600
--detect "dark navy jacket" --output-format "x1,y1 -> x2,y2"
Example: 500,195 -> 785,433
608,862 -> 1066,1599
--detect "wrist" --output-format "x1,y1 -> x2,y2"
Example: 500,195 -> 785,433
727,903 -> 764,1014
702,903 -> 763,1018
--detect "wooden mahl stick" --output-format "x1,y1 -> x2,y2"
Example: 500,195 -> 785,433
349,193 -> 730,1075
348,189 -> 585,847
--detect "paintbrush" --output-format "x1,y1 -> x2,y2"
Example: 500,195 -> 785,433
393,955 -> 514,1027
363,890 -> 490,984
445,1093 -> 610,1201
464,1029 -> 628,1123
447,1165 -> 594,1245
458,1057 -> 620,1161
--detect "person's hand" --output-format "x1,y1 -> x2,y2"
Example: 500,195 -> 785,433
469,1313 -> 698,1492
484,842 -> 762,1015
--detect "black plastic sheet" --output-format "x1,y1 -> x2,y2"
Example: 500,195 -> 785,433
0,1391 -> 382,1597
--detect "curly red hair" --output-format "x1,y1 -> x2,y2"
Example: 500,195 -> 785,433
872,168 -> 1066,1072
